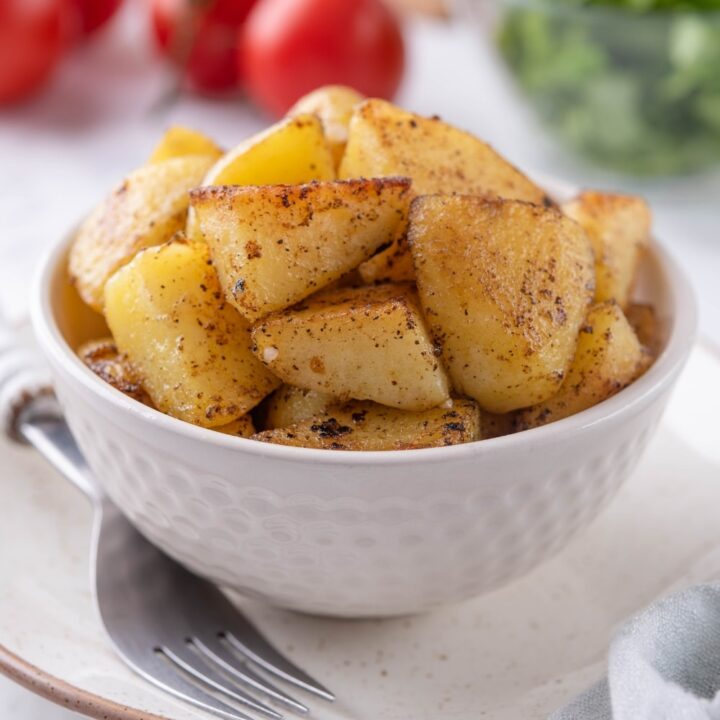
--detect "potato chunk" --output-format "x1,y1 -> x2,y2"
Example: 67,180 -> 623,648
148,126 -> 223,163
202,114 -> 335,186
288,85 -> 365,168
340,99 -> 550,283
562,192 -> 651,308
251,284 -> 450,411
104,240 -> 279,428
190,178 -> 411,322
410,196 -> 595,413
626,302 -> 661,357
69,155 -> 215,311
517,302 -> 647,429
77,338 -> 152,406
254,399 -> 480,450
213,416 -> 255,438
266,386 -> 335,429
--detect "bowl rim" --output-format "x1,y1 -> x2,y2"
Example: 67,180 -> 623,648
32,184 -> 698,467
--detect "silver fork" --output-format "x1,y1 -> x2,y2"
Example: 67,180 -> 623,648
0,340 -> 334,720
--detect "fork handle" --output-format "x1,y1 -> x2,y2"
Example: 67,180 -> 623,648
0,334 -> 102,505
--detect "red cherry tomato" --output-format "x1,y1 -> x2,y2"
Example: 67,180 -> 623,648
239,0 -> 405,117
151,0 -> 257,93
73,0 -> 124,35
0,0 -> 72,105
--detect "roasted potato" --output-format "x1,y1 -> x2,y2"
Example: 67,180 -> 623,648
288,85 -> 365,168
251,284 -> 450,411
410,196 -> 595,413
562,192 -> 651,308
626,302 -> 661,357
69,155 -> 216,311
190,178 -> 411,322
266,385 -> 335,429
104,239 -> 279,428
480,411 -> 518,440
340,99 -> 550,283
254,399 -> 481,450
213,415 -> 255,437
77,338 -> 152,406
517,302 -> 647,429
201,114 -> 335,186
148,126 -> 223,163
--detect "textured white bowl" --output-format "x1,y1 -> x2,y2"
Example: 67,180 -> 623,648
32,184 -> 696,617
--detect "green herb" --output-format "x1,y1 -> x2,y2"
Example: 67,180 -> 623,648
498,1 -> 720,175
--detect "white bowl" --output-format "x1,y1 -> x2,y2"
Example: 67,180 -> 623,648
32,182 -> 697,617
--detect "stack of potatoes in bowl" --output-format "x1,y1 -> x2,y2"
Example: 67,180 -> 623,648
69,86 -> 656,451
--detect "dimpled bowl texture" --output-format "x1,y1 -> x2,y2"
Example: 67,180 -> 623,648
32,180 -> 696,617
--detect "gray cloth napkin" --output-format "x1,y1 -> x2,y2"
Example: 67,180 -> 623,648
552,584 -> 720,720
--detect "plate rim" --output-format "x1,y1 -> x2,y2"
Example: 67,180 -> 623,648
0,644 -> 170,720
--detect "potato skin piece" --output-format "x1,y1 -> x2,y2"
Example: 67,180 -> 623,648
410,196 -> 595,414
190,178 -> 411,322
517,301 -> 648,429
340,99 -> 551,283
69,155 -> 216,312
253,399 -> 481,450
104,239 -> 279,428
251,284 -> 450,412
266,385 -> 335,429
562,191 -> 651,309
77,338 -> 153,406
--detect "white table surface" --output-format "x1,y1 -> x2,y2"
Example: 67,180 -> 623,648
1,1 -> 718,717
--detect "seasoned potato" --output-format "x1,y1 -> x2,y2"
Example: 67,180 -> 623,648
104,239 -> 279,428
190,178 -> 411,322
213,415 -> 255,438
288,85 -> 365,168
254,399 -> 480,450
69,155 -> 215,311
148,126 -> 223,163
480,411 -> 518,440
77,338 -> 152,406
626,302 -> 661,357
251,284 -> 450,411
517,302 -> 647,429
201,114 -> 335,186
266,385 -> 335,429
410,196 -> 595,413
562,192 -> 651,308
340,99 -> 550,283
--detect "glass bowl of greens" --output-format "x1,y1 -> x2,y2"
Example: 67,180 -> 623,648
469,0 -> 720,176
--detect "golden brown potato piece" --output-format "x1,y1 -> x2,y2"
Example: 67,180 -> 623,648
148,126 -> 223,163
625,302 -> 661,358
77,338 -> 152,406
410,196 -> 595,413
266,385 -> 335,429
340,99 -> 550,283
69,155 -> 216,311
104,239 -> 279,428
287,85 -> 365,168
517,302 -> 647,429
190,178 -> 411,322
201,114 -> 335,186
562,191 -> 651,308
254,399 -> 480,450
213,416 -> 255,438
480,411 -> 518,440
251,284 -> 450,411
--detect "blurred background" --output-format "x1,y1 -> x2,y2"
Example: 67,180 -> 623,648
1,0 -> 719,715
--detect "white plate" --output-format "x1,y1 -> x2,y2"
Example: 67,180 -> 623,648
1,342 -> 719,720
